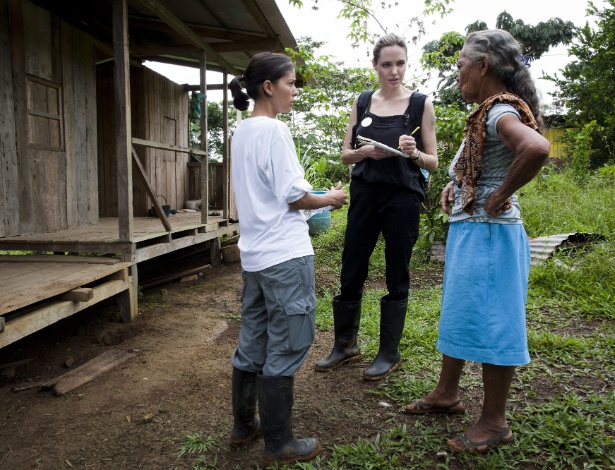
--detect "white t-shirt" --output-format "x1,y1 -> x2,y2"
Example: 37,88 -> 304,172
231,116 -> 314,272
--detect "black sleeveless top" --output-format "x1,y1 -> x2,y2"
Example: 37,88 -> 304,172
351,91 -> 427,197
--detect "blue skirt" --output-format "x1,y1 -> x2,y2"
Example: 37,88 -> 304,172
436,222 -> 531,366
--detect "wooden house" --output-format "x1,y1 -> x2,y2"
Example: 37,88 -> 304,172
0,0 -> 300,349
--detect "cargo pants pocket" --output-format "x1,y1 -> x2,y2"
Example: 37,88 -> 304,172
283,294 -> 316,351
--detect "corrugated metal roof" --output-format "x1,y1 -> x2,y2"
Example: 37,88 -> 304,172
529,232 -> 606,265
28,0 -> 299,77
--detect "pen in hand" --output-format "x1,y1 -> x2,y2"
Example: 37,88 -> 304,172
398,126 -> 421,149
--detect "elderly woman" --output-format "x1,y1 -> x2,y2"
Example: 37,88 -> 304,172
404,30 -> 550,453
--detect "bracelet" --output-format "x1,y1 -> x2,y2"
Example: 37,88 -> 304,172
410,150 -> 420,161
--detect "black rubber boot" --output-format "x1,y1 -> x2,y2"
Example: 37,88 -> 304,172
314,297 -> 361,372
258,375 -> 321,466
363,298 -> 407,381
230,367 -> 262,446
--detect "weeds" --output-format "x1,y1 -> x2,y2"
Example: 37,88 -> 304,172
176,169 -> 614,468
302,169 -> 615,469
176,432 -> 220,468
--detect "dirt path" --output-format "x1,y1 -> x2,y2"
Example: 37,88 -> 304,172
1,261 -> 427,469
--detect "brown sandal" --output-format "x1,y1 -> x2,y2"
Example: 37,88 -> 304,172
404,398 -> 465,415
447,427 -> 514,453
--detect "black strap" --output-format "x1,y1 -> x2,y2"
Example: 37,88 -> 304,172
356,90 -> 375,122
351,90 -> 375,148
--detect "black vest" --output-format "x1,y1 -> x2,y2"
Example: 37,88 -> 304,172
351,90 -> 427,197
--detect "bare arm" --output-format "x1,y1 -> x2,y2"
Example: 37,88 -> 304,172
289,182 -> 348,211
440,180 -> 455,215
484,115 -> 550,216
399,98 -> 439,173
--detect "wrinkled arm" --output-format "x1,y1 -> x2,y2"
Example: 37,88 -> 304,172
485,115 -> 550,215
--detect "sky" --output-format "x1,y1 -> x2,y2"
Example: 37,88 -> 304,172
145,0 -> 607,107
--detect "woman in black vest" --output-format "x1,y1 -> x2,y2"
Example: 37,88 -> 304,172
315,33 -> 438,380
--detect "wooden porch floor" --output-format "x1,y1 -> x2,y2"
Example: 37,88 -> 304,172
0,212 -> 240,349
0,212 -> 239,262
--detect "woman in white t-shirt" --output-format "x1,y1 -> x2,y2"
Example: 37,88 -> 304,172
227,52 -> 347,467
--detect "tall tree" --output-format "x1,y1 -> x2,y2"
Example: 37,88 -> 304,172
290,0 -> 454,48
421,12 -> 575,107
549,0 -> 615,166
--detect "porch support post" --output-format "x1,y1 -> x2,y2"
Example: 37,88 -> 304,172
222,70 -> 229,220
113,0 -> 133,241
199,50 -> 208,224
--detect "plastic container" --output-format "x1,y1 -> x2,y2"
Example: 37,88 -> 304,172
307,211 -> 331,236
306,191 -> 331,236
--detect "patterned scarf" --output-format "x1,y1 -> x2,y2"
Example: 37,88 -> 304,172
453,92 -> 539,215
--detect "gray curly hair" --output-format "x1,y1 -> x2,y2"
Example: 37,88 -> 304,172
463,29 -> 542,122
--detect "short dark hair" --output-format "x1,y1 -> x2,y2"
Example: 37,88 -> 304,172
229,52 -> 295,111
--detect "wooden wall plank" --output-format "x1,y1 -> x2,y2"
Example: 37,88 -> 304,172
130,68 -> 147,216
177,85 -> 189,205
62,23 -> 77,229
8,0 -> 33,234
73,36 -> 87,227
22,6 -> 65,234
23,2 -> 52,80
100,65 -> 118,217
29,149 -> 62,232
0,0 -> 19,237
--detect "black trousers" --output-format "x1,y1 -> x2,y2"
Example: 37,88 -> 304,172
339,178 -> 421,302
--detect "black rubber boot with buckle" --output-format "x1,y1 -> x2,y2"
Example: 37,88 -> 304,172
230,367 -> 262,446
314,297 -> 361,372
363,298 -> 407,381
258,375 -> 321,466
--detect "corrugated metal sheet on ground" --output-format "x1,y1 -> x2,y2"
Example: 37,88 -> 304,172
528,232 -> 605,265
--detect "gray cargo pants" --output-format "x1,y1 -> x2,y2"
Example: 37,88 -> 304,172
231,255 -> 316,377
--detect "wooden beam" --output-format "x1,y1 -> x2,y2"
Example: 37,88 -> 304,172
133,38 -> 278,56
0,279 -> 130,349
128,18 -> 268,43
117,267 -> 137,322
132,137 -> 206,156
93,38 -> 143,68
183,83 -> 227,92
212,38 -> 278,53
0,241 -> 134,255
200,51 -> 209,225
222,70 -> 229,220
131,147 -> 172,232
50,349 -> 136,396
113,0 -> 133,242
133,0 -> 241,75
240,0 -> 284,50
0,255 -> 119,265
58,288 -> 95,302
131,44 -> 198,56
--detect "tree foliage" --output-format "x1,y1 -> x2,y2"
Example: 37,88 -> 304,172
189,94 -> 242,162
548,0 -> 615,166
286,38 -> 375,182
421,12 -> 574,108
294,0 -> 454,50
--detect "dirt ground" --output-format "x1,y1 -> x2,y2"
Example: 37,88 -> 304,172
0,259 -> 446,470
